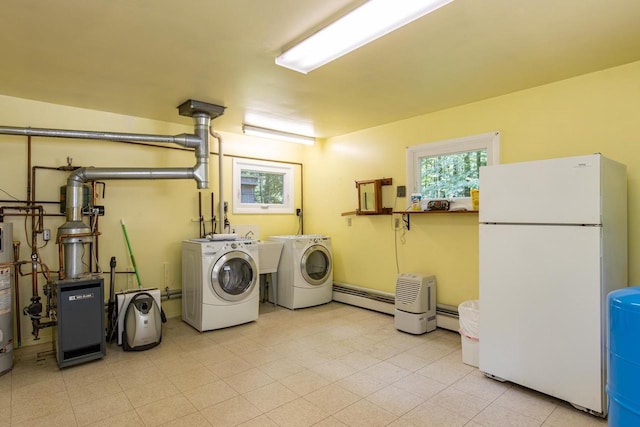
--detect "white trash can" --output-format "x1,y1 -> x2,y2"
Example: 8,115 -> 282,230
458,300 -> 480,367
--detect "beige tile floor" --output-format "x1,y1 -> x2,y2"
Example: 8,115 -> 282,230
2,302 -> 607,426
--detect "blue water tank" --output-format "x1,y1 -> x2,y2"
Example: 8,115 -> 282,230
608,287 -> 640,426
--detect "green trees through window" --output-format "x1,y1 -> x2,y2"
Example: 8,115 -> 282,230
240,170 -> 285,204
420,149 -> 487,198
406,131 -> 500,209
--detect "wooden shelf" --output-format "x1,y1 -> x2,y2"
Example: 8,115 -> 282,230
342,208 -> 393,216
393,210 -> 478,229
392,210 -> 478,215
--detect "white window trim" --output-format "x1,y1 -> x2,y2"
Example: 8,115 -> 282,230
232,158 -> 294,214
406,131 -> 500,208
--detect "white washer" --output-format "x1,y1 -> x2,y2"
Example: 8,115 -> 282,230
268,235 -> 333,309
181,238 -> 259,332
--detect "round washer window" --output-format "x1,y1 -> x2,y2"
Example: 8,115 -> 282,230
300,245 -> 332,286
211,251 -> 257,301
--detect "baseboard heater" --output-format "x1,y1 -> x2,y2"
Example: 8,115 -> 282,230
332,282 -> 460,332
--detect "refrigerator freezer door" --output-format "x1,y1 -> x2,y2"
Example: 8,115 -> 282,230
479,224 -> 604,413
479,154 -> 601,225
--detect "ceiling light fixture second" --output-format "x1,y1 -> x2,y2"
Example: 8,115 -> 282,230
276,0 -> 454,74
242,124 -> 316,145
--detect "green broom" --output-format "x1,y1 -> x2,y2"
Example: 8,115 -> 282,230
120,219 -> 142,289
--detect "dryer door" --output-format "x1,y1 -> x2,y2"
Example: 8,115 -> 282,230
211,251 -> 257,302
300,245 -> 332,286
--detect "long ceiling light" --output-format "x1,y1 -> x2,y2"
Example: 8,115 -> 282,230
276,0 -> 454,74
242,124 -> 316,145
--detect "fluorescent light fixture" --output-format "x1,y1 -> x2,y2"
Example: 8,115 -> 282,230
242,124 -> 316,145
276,0 -> 453,74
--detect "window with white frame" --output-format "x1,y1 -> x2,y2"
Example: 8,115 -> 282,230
232,158 -> 294,214
406,131 -> 500,209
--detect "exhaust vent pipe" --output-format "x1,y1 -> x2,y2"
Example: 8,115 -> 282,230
0,99 -> 226,279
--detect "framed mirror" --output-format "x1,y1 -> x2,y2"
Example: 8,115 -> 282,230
355,178 -> 392,215
357,179 -> 381,214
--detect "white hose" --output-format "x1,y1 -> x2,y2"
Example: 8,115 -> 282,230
210,128 -> 225,233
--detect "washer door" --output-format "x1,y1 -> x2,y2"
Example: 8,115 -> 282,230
300,244 -> 332,286
211,251 -> 257,302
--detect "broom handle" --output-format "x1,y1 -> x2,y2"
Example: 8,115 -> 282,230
120,219 -> 142,289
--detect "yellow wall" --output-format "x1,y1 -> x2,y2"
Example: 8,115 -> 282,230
3,59 -> 640,346
303,60 -> 640,307
0,95 -> 305,346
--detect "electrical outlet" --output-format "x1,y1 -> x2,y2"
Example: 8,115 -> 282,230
397,185 -> 406,197
394,218 -> 400,228
43,229 -> 51,241
347,218 -> 352,227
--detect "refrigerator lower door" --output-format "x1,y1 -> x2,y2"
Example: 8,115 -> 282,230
479,224 -> 604,414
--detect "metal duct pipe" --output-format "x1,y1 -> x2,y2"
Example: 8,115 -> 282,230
193,113 -> 211,189
0,99 -> 226,279
0,126 -> 202,148
63,112 -> 211,224
59,115 -> 213,279
58,112 -> 213,279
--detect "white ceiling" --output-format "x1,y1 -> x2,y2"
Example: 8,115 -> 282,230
2,0 -> 640,138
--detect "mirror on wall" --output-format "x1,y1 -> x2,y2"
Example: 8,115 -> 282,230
355,178 -> 393,215
358,180 -> 379,214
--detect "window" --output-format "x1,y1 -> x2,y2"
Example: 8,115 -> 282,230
406,131 -> 500,209
232,158 -> 294,214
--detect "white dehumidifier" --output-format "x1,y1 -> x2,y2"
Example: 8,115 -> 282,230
116,289 -> 162,351
394,273 -> 436,334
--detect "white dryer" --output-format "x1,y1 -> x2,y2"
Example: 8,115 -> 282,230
181,238 -> 259,332
268,235 -> 333,309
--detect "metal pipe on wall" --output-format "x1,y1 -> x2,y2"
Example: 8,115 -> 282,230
212,131 -> 225,234
0,126 -> 203,148
0,99 -> 226,279
27,136 -> 32,205
210,193 -> 215,236
12,242 -> 21,347
198,192 -> 204,238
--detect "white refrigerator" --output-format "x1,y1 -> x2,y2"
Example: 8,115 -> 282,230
478,154 -> 627,416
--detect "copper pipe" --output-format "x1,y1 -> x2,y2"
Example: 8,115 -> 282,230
16,261 -> 53,281
90,182 -> 98,271
0,206 -> 46,231
57,244 -> 64,280
92,220 -> 99,270
31,165 -> 37,209
27,136 -> 32,205
0,200 -> 59,204
0,212 -> 64,218
27,136 -> 40,298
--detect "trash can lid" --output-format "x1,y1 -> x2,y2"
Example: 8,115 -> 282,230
609,287 -> 640,312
